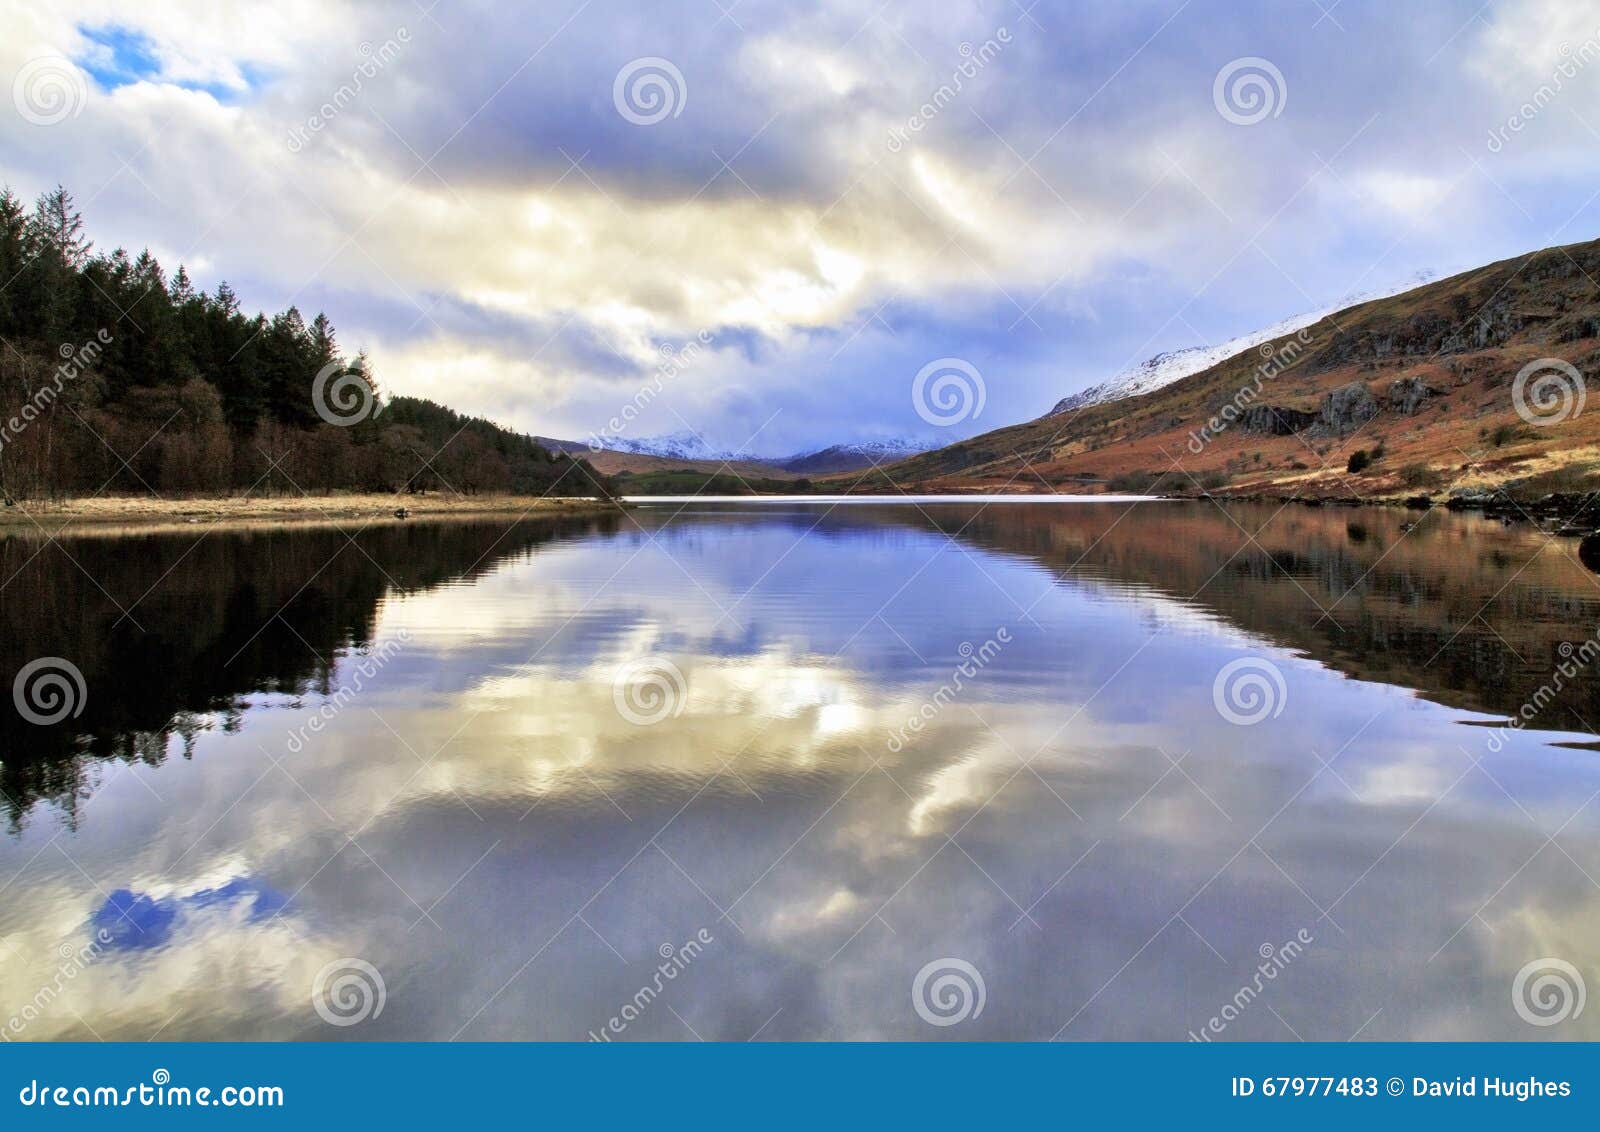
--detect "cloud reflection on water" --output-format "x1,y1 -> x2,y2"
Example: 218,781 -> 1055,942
3,502 -> 1600,1040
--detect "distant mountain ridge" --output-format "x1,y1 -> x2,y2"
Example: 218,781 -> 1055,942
777,438 -> 931,474
595,429 -> 736,463
1047,271 -> 1439,417
537,431 -> 932,474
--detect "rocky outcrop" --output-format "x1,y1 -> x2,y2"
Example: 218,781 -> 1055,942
1441,301 -> 1526,352
1581,533 -> 1600,574
1310,312 -> 1457,370
1307,288 -> 1554,370
1386,375 -> 1441,415
1240,405 -> 1319,435
1235,380 -> 1413,438
1310,382 -> 1379,437
1556,314 -> 1600,344
1447,488 -> 1600,529
1444,488 -> 1506,513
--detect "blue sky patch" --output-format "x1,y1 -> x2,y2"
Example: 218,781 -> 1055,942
76,25 -> 261,101
76,26 -> 162,90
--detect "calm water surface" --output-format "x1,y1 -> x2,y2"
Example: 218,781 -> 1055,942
3,499 -> 1600,1040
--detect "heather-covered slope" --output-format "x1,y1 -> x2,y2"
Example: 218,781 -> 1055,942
853,237 -> 1600,500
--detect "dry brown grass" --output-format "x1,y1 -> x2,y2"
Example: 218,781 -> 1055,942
0,493 -> 622,538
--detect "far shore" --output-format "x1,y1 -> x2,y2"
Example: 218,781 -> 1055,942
0,493 -> 627,538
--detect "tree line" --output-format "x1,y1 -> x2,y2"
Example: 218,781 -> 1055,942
0,184 -> 613,501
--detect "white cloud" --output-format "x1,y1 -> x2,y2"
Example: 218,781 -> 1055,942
4,0 -> 1598,449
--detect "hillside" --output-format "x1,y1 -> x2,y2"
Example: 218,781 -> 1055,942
1046,271 -> 1437,416
852,237 -> 1600,501
0,184 -> 613,503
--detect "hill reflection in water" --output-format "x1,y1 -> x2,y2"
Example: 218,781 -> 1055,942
1,500 -> 1598,1041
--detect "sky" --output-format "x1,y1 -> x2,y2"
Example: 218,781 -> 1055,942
4,0 -> 1600,456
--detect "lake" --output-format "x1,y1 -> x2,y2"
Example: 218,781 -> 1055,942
3,499 -> 1599,1041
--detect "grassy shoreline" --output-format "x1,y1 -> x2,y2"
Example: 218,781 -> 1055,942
0,493 -> 627,538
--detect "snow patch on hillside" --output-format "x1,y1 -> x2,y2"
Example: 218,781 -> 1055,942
1047,271 -> 1439,417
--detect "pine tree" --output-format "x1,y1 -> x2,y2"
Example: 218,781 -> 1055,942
308,312 -> 338,373
27,185 -> 92,268
0,188 -> 27,334
171,265 -> 195,306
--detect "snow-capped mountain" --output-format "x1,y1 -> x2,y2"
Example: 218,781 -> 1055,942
1046,271 -> 1439,417
535,430 -> 932,472
606,432 -> 934,468
595,429 -> 751,462
776,437 -> 932,474
531,430 -> 744,461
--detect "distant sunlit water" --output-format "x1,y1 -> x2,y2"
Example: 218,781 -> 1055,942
3,500 -> 1600,1040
